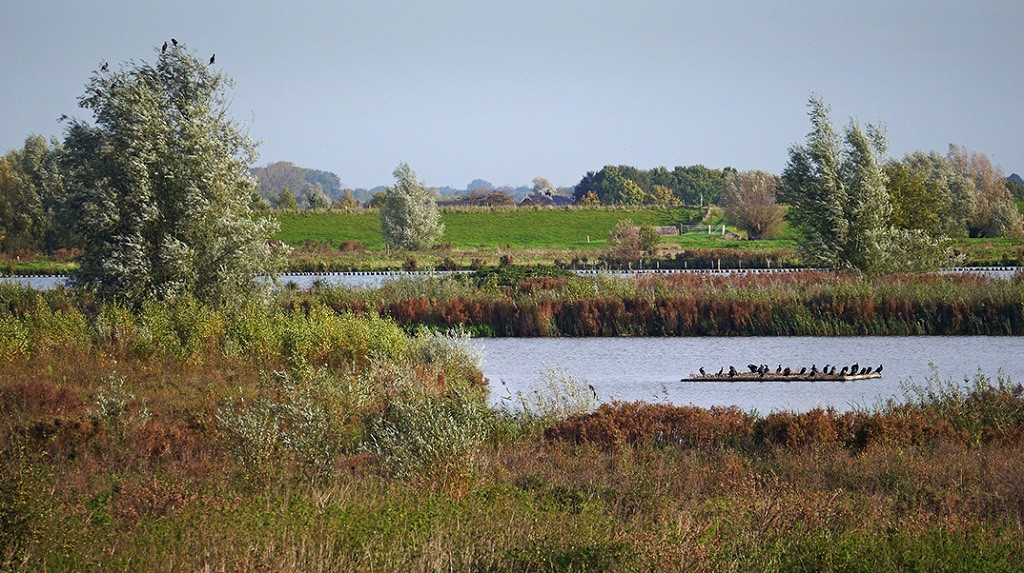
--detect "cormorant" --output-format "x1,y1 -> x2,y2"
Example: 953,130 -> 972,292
171,38 -> 178,46
876,364 -> 883,374
776,365 -> 782,374
799,367 -> 807,376
783,367 -> 791,376
748,364 -> 758,373
209,54 -> 215,65
850,363 -> 859,375
728,366 -> 737,377
860,367 -> 870,375
588,384 -> 598,400
716,367 -> 724,377
162,41 -> 168,53
699,367 -> 707,377
840,366 -> 849,376
830,366 -> 838,375
823,364 -> 831,373
809,365 -> 819,377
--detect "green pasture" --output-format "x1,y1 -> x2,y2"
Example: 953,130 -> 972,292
273,207 -> 701,249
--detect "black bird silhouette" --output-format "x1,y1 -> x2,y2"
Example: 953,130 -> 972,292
776,365 -> 782,374
728,366 -> 737,377
876,364 -> 883,374
810,365 -> 819,377
860,367 -> 870,375
850,363 -> 859,375
699,367 -> 707,377
799,367 -> 807,376
100,62 -> 108,72
831,366 -> 838,375
209,54 -> 215,65
748,364 -> 758,373
588,384 -> 598,400
171,38 -> 178,46
716,367 -> 724,377
760,364 -> 769,375
162,41 -> 168,53
823,364 -> 831,373
783,367 -> 791,376
839,366 -> 849,376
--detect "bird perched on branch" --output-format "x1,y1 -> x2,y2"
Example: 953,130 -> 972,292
699,367 -> 707,377
728,366 -> 737,378
171,38 -> 178,46
209,54 -> 215,65
100,62 -> 108,72
162,41 -> 168,53
839,366 -> 848,376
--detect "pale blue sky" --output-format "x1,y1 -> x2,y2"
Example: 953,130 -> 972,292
1,1 -> 1021,189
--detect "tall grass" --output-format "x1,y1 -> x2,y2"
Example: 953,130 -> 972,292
305,270 -> 1024,336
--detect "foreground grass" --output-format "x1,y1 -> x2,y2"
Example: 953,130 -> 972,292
1,291 -> 1024,570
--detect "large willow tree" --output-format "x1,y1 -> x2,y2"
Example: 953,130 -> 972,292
63,43 -> 284,305
782,96 -> 956,272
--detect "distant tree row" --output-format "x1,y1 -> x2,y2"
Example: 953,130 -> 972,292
251,161 -> 345,209
572,164 -> 736,206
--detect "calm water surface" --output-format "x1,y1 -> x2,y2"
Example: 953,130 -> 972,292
479,336 -> 1024,412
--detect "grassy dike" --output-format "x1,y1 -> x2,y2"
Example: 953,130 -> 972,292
1,285 -> 1023,570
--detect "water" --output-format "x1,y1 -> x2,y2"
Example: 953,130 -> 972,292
2,266 -> 1018,291
479,336 -> 1024,413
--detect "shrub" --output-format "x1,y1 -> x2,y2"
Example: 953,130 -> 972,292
364,395 -> 490,488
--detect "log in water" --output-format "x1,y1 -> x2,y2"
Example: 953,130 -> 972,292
681,372 -> 882,382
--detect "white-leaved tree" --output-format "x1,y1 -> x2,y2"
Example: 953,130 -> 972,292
781,96 -> 957,272
63,43 -> 286,305
380,162 -> 444,250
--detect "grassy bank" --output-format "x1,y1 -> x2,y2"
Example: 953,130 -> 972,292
3,205 -> 1020,274
274,206 -> 702,249
1,291 -> 1023,570
303,270 -> 1024,336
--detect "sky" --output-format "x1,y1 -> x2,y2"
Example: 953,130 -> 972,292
1,0 -> 1022,189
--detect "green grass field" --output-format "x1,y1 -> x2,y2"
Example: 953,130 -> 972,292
274,207 -> 701,249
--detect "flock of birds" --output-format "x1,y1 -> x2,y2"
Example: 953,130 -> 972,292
697,362 -> 884,379
97,38 -> 216,79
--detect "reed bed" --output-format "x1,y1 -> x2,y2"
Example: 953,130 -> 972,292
303,270 -> 1024,336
